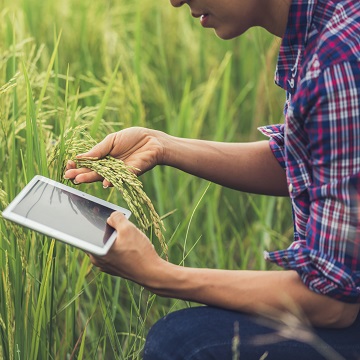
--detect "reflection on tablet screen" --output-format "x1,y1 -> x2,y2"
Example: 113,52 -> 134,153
12,180 -> 115,247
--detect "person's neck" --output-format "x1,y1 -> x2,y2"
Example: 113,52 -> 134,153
256,0 -> 292,37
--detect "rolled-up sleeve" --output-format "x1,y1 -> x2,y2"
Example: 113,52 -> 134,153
260,61 -> 360,303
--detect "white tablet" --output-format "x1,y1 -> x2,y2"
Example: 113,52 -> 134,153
2,175 -> 131,255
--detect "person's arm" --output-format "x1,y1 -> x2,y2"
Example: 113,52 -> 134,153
65,127 -> 288,196
90,212 -> 360,329
161,135 -> 288,195
150,264 -> 360,328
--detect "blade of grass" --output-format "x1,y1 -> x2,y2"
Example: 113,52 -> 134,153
30,239 -> 55,360
3,251 -> 14,360
182,182 -> 211,266
22,61 -> 48,178
193,52 -> 232,137
90,61 -> 120,138
35,30 -> 62,119
98,276 -> 125,360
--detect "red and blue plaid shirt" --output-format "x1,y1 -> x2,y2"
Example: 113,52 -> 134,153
259,0 -> 360,303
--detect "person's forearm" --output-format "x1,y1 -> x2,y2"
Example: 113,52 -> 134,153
145,261 -> 360,328
159,134 -> 288,196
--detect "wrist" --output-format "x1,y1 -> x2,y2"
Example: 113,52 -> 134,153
151,129 -> 174,167
144,260 -> 190,297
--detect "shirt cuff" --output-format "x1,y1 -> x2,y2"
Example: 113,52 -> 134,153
258,124 -> 286,170
264,245 -> 360,303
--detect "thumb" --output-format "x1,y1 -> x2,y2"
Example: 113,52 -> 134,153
107,211 -> 127,230
76,134 -> 115,160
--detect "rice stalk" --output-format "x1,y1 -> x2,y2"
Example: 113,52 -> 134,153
231,321 -> 240,360
69,317 -> 91,360
0,73 -> 19,95
0,314 -> 5,331
50,127 -> 167,256
29,240 -> 55,360
0,185 -> 28,269
0,184 -> 8,209
253,307 -> 346,360
3,251 -> 14,360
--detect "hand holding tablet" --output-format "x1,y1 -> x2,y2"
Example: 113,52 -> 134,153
2,175 -> 131,255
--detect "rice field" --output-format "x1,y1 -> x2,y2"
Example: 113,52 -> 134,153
0,0 -> 293,358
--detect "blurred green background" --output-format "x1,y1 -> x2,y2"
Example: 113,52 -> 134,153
0,0 -> 293,358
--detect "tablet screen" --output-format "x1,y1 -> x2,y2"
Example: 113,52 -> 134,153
11,179 -> 115,247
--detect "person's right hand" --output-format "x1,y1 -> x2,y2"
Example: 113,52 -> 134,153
64,127 -> 166,187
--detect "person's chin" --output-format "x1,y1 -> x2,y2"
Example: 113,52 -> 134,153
214,27 -> 241,40
214,31 -> 236,40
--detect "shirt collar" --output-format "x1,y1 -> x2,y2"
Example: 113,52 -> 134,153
275,0 -> 317,94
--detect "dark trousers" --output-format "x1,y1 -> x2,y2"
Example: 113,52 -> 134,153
143,306 -> 360,359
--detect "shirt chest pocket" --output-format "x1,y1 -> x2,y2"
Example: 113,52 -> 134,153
286,160 -> 312,199
284,111 -> 312,199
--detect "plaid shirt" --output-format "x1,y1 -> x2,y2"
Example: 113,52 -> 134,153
258,0 -> 360,302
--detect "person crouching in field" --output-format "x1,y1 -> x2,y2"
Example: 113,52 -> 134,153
65,0 -> 360,358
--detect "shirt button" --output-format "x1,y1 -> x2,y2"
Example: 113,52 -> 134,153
288,183 -> 293,193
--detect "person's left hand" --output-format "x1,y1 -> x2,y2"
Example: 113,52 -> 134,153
88,211 -> 165,288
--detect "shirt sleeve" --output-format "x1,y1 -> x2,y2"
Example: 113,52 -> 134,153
262,61 -> 360,303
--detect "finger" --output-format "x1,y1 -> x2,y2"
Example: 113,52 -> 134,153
102,179 -> 113,188
65,169 -> 104,184
64,167 -> 92,180
64,167 -> 91,178
74,171 -> 105,184
76,133 -> 116,160
88,253 -> 99,267
65,160 -> 77,171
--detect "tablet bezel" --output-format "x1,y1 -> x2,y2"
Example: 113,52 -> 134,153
2,175 -> 131,256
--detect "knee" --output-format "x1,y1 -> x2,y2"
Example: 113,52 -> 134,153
143,312 -> 180,360
143,308 -> 202,360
